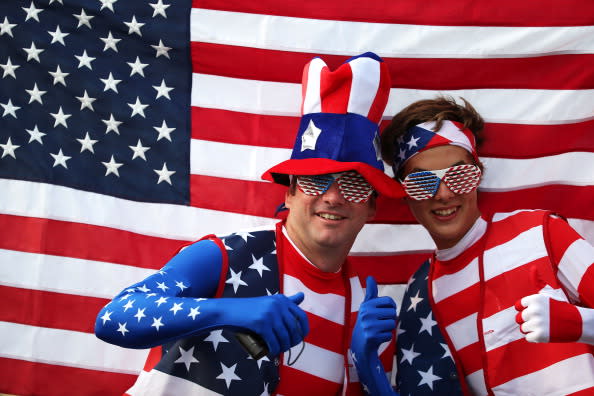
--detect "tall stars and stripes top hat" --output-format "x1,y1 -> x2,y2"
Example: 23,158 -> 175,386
262,52 -> 404,198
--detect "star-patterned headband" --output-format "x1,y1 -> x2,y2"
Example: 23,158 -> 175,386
392,120 -> 479,174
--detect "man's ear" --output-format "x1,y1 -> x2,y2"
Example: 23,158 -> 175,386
284,189 -> 292,210
366,195 -> 377,221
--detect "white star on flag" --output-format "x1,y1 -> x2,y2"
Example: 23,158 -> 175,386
225,268 -> 248,293
149,0 -> 171,18
153,79 -> 173,99
417,365 -> 442,390
174,346 -> 199,371
50,107 -> 71,128
0,17 -> 17,37
48,65 -> 68,86
50,149 -> 71,168
407,135 -> 420,149
151,39 -> 171,58
1,99 -> 19,118
154,120 -> 175,141
129,139 -> 150,160
48,25 -> 69,45
102,155 -> 123,177
99,0 -> 117,13
419,312 -> 437,336
23,42 -> 44,62
77,132 -> 98,153
154,163 -> 176,185
26,126 -> 46,144
407,290 -> 424,312
128,97 -> 149,118
100,72 -> 121,93
73,9 -> 94,29
100,31 -> 120,52
1,138 -> 20,159
77,90 -> 96,111
22,2 -> 44,22
124,15 -> 145,36
75,51 -> 95,70
127,56 -> 148,77
102,114 -> 122,134
205,329 -> 229,351
216,363 -> 242,388
248,254 -> 270,277
26,83 -> 46,104
400,344 -> 421,365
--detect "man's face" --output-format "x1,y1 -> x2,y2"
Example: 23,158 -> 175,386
402,145 -> 481,250
284,173 -> 376,267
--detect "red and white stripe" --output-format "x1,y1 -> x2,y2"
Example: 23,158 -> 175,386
415,120 -> 478,160
301,55 -> 389,123
3,1 -> 594,394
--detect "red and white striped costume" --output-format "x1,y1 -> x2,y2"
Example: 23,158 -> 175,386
276,226 -> 394,396
429,209 -> 594,395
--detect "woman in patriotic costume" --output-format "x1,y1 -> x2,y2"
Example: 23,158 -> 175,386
95,52 -> 403,396
351,97 -> 594,395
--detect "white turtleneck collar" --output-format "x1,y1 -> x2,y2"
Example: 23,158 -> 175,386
435,216 -> 487,261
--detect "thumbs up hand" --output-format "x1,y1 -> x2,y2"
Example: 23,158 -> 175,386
515,267 -> 588,343
351,276 -> 397,359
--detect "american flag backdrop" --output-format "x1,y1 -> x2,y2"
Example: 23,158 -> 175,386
0,1 -> 593,395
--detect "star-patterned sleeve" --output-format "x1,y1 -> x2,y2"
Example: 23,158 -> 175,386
95,238 -> 226,348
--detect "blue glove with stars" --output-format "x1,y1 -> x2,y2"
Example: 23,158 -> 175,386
95,239 -> 309,357
351,276 -> 399,396
96,278 -> 309,357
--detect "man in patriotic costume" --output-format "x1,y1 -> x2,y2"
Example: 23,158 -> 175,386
95,52 -> 404,396
351,97 -> 594,395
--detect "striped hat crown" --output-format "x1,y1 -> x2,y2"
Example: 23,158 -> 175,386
262,52 -> 405,198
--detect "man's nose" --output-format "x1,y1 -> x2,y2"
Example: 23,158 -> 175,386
322,182 -> 346,204
433,180 -> 455,201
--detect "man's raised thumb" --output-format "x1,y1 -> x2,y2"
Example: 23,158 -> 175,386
288,292 -> 305,305
364,276 -> 378,302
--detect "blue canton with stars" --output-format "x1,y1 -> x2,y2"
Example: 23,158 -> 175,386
392,125 -> 436,176
0,0 -> 191,204
396,260 -> 463,396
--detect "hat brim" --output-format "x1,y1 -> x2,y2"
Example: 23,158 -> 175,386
262,158 -> 405,199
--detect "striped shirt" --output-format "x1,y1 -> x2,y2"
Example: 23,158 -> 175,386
430,210 -> 594,395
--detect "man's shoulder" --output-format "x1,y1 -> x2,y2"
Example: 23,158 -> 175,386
489,209 -> 551,223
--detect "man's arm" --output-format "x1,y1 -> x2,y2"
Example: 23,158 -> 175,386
94,239 -> 309,355
515,216 -> 594,344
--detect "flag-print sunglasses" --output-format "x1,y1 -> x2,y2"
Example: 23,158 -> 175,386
296,171 -> 374,203
400,164 -> 481,201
